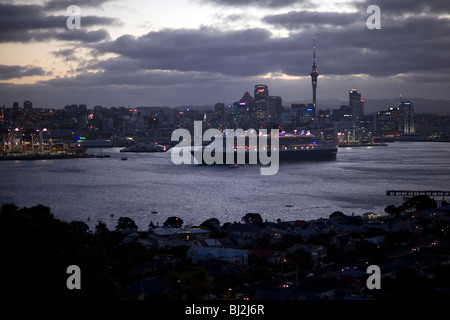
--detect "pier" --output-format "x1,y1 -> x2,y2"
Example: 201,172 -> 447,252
386,190 -> 450,197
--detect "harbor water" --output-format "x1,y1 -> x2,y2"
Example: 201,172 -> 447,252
1,142 -> 450,230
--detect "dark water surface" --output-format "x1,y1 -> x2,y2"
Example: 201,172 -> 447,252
1,142 -> 449,230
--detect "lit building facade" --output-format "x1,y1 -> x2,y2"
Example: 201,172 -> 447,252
349,89 -> 365,119
254,84 -> 269,120
399,100 -> 415,134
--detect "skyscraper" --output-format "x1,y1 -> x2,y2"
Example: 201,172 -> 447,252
268,96 -> 283,120
23,100 -> 32,110
292,104 -> 315,127
232,91 -> 254,123
349,89 -> 365,119
399,100 -> 414,134
254,84 -> 269,120
310,37 -> 319,107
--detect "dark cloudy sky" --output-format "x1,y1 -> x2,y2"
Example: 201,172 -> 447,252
1,0 -> 450,108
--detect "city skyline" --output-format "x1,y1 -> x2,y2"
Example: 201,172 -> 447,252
1,0 -> 450,108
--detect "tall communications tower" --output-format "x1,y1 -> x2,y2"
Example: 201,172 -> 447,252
310,37 -> 319,107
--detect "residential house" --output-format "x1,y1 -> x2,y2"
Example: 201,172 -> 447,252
265,220 -> 318,242
186,247 -> 249,265
329,233 -> 355,252
288,244 -> 327,264
222,223 -> 264,247
148,226 -> 210,249
250,249 -> 285,265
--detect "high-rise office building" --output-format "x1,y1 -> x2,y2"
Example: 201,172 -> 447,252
292,103 -> 315,127
310,37 -> 319,107
268,96 -> 283,120
375,107 -> 400,136
349,89 -> 365,119
399,100 -> 414,134
232,91 -> 254,123
12,102 -> 20,112
254,84 -> 269,120
214,103 -> 225,122
23,100 -> 32,110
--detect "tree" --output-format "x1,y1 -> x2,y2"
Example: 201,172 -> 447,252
0,203 -> 18,214
330,211 -> 345,219
164,216 -> 184,228
403,195 -> 437,212
200,218 -> 223,238
69,221 -> 90,234
115,216 -> 138,232
165,268 -> 213,300
0,204 -> 119,300
384,204 -> 403,215
95,221 -> 109,235
201,218 -> 220,230
242,213 -> 263,225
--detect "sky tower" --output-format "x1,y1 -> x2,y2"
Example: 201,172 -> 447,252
310,37 -> 319,107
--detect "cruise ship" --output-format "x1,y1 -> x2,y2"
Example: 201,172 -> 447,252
190,133 -> 338,165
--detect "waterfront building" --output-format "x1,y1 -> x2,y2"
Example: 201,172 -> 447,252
375,107 -> 400,137
292,103 -> 316,127
375,100 -> 415,137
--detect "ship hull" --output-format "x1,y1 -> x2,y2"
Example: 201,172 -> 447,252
190,145 -> 338,165
277,147 -> 337,162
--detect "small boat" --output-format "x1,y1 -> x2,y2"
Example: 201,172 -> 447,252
228,164 -> 239,169
151,211 -> 158,214
286,204 -> 294,208
121,157 -> 128,161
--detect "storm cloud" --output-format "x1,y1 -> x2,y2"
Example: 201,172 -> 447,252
0,65 -> 48,80
0,3 -> 119,43
1,0 -> 449,107
91,11 -> 450,80
199,0 -> 314,9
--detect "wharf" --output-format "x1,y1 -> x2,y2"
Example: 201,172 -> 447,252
386,190 -> 450,197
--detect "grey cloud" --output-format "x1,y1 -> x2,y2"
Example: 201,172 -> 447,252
95,27 -> 300,77
44,69 -> 222,88
296,17 -> 449,80
92,15 -> 450,81
54,29 -> 111,42
43,0 -> 116,11
0,3 -> 118,43
356,0 -> 450,16
6,2 -> 447,84
263,11 -> 363,29
199,0 -> 314,9
0,65 -> 47,80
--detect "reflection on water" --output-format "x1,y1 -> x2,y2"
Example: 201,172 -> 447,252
1,142 -> 450,230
